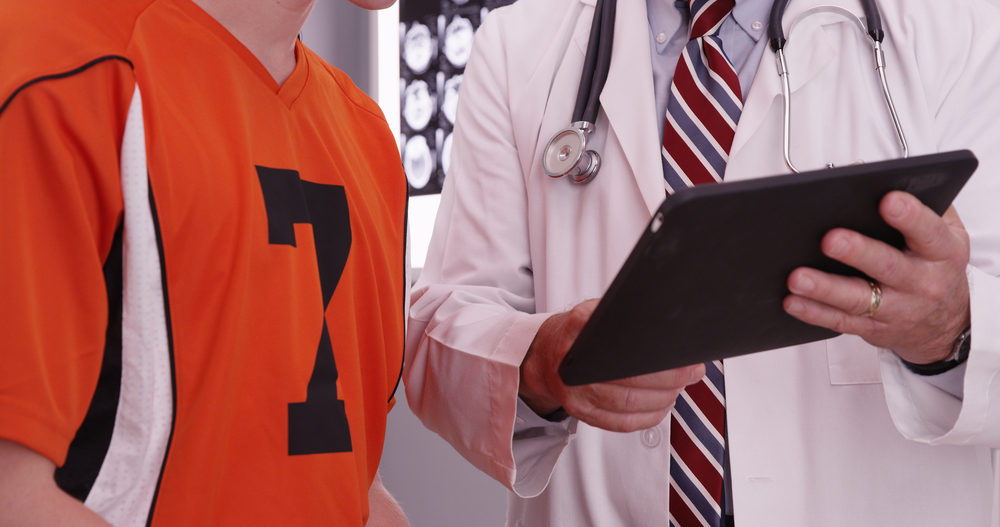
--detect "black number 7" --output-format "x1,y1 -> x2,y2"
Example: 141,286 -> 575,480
256,165 -> 353,455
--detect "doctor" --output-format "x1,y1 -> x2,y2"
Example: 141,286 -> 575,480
406,0 -> 1000,525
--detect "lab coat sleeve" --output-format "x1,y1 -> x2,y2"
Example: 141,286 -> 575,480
879,0 -> 1000,447
404,14 -> 575,497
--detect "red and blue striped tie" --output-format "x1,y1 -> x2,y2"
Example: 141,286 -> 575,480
662,0 -> 742,191
663,1 -> 740,525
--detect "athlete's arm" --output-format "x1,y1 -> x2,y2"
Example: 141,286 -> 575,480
0,46 -> 135,526
366,472 -> 410,527
0,439 -> 111,526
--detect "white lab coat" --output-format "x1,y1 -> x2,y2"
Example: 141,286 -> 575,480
406,0 -> 1000,525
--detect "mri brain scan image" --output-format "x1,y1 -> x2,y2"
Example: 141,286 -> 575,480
403,135 -> 434,190
442,15 -> 474,68
400,0 -> 516,195
402,22 -> 434,75
440,74 -> 462,124
402,80 -> 434,131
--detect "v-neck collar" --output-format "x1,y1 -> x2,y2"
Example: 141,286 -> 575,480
173,0 -> 310,108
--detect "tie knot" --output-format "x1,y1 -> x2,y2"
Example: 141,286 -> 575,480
685,0 -> 735,39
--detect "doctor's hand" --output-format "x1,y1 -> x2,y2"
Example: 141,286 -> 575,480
518,299 -> 705,432
783,191 -> 971,364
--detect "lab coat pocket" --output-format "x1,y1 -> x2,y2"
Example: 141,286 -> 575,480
826,334 -> 882,385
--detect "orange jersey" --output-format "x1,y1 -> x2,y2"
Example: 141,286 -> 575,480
0,1 -> 407,525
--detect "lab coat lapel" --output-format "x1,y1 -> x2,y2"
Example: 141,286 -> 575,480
597,0 -> 663,216
730,0 -> 854,166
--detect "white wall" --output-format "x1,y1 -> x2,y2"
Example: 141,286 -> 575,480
301,4 -> 507,526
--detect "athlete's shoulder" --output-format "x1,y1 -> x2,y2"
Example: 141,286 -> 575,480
0,0 -> 154,98
301,44 -> 388,123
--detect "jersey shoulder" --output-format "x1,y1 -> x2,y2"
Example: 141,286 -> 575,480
0,0 -> 153,100
301,44 -> 388,124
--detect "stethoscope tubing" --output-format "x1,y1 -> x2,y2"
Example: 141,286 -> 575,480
573,0 -> 616,124
770,0 -> 908,172
769,0 -> 883,50
550,0 -> 908,182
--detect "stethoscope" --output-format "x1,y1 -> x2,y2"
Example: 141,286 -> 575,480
541,0 -> 909,184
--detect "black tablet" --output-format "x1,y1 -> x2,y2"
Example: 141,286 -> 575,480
558,150 -> 978,386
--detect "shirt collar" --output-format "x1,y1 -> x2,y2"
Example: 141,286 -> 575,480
732,0 -> 772,43
664,0 -> 772,42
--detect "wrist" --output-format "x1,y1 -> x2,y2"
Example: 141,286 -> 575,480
518,355 -> 562,417
517,382 -> 562,417
900,326 -> 971,376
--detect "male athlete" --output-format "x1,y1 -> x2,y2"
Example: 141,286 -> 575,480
0,0 -> 409,525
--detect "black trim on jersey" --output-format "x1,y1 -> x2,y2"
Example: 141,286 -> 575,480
388,188 -> 409,404
144,184 -> 178,527
0,55 -> 134,118
54,223 -> 125,501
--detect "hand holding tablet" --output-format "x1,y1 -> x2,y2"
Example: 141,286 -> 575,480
558,150 -> 978,386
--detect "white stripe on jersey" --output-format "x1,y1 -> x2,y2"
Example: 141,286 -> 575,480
84,85 -> 174,527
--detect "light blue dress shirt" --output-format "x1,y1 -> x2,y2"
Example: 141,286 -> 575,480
646,0 -> 773,143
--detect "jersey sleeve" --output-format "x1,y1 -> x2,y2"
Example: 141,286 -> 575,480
0,58 -> 135,466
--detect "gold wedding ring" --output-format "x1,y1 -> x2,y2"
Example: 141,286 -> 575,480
863,280 -> 882,317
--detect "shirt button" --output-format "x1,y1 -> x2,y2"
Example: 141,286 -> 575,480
656,32 -> 668,44
751,21 -> 763,31
640,427 -> 662,448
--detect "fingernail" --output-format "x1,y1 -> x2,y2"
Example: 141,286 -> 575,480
792,274 -> 814,293
786,300 -> 804,315
886,196 -> 907,219
828,236 -> 848,257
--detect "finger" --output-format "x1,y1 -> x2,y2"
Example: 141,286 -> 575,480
941,206 -> 971,249
610,363 -> 705,390
787,267 -> 887,318
576,406 -> 671,433
783,293 -> 883,336
941,205 -> 967,231
880,191 -> 960,261
563,298 -> 601,334
581,383 -> 684,414
821,228 -> 915,288
574,298 -> 601,314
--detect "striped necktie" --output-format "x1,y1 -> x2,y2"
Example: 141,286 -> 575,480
662,1 -> 740,526
661,0 -> 743,192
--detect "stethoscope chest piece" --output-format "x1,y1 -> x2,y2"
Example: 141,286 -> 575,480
543,121 -> 601,184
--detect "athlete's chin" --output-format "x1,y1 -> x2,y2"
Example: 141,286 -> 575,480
345,0 -> 397,11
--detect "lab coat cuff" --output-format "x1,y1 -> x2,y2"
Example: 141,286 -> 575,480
510,398 -> 578,497
880,265 -> 1000,445
515,397 -> 575,429
440,310 -> 555,496
498,313 -> 579,497
901,362 -> 967,399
